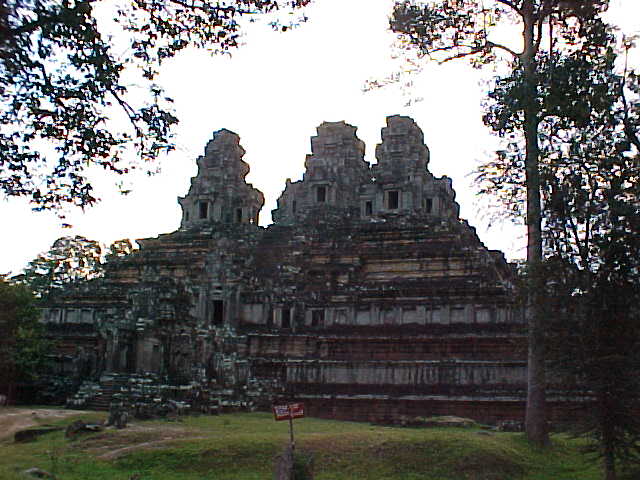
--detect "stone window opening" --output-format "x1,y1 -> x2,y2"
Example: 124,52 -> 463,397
425,306 -> 442,323
236,208 -> 243,223
387,190 -> 399,210
199,202 -> 209,219
316,185 -> 327,203
365,201 -> 373,216
185,211 -> 190,222
425,197 -> 433,213
292,200 -> 297,214
67,309 -> 79,323
212,300 -> 224,325
475,307 -> 496,323
282,308 -> 291,329
451,306 -> 466,323
311,309 -> 324,327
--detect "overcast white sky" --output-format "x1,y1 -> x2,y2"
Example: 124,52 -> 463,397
1,0 -> 638,275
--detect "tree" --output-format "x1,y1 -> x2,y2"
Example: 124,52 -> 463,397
106,238 -> 135,260
15,235 -> 138,297
0,0 -> 310,210
17,235 -> 104,297
542,99 -> 640,480
541,64 -> 640,480
477,39 -> 640,478
390,0 -> 612,445
0,276 -> 49,404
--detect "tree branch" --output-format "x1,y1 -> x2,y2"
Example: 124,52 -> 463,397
495,0 -> 522,16
533,5 -> 550,56
164,0 -> 259,16
428,38 -> 519,64
437,46 -> 485,63
107,87 -> 143,138
620,73 -> 640,152
486,40 -> 519,58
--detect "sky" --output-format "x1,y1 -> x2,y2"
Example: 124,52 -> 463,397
1,0 -> 638,275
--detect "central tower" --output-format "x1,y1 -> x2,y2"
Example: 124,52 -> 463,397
272,121 -> 371,224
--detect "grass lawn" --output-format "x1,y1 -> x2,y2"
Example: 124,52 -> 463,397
0,410 -> 625,480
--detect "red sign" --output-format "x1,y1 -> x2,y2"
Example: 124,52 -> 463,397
289,402 -> 305,419
273,402 -> 305,421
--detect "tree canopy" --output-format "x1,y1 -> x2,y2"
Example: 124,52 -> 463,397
389,0 -> 633,447
0,0 -> 310,210
16,235 -> 103,297
541,66 -> 640,479
14,234 -> 135,297
469,10 -> 640,478
0,276 -> 49,402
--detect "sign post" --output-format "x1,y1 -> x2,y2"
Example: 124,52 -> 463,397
273,402 -> 305,451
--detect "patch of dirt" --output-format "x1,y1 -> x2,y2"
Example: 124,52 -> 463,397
72,421 -> 205,460
0,407 -> 95,441
1,408 -> 207,461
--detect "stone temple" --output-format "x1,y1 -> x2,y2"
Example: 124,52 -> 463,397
42,115 -> 531,423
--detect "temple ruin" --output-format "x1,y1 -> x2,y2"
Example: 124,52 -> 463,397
42,115 -> 533,423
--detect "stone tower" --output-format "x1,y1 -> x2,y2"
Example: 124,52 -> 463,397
273,115 -> 460,224
272,121 -> 371,224
362,115 -> 460,220
178,129 -> 264,229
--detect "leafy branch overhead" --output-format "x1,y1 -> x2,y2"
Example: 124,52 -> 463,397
0,0 -> 310,210
391,0 -> 610,65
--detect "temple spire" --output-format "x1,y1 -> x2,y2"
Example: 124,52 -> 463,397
178,129 -> 264,230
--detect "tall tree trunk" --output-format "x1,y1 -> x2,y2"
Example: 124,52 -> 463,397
8,380 -> 16,405
603,398 -> 617,480
522,0 -> 549,447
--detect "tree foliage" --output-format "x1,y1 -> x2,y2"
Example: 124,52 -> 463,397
17,235 -> 104,297
390,0 -> 619,446
106,237 -> 135,260
543,91 -> 640,479
476,34 -> 640,479
477,27 -> 621,219
0,276 -> 49,401
0,0 -> 310,210
15,235 -> 136,297
541,61 -> 639,480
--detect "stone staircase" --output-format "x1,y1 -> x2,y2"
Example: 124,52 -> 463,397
67,372 -> 253,415
67,373 -> 137,411
86,375 -> 131,411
